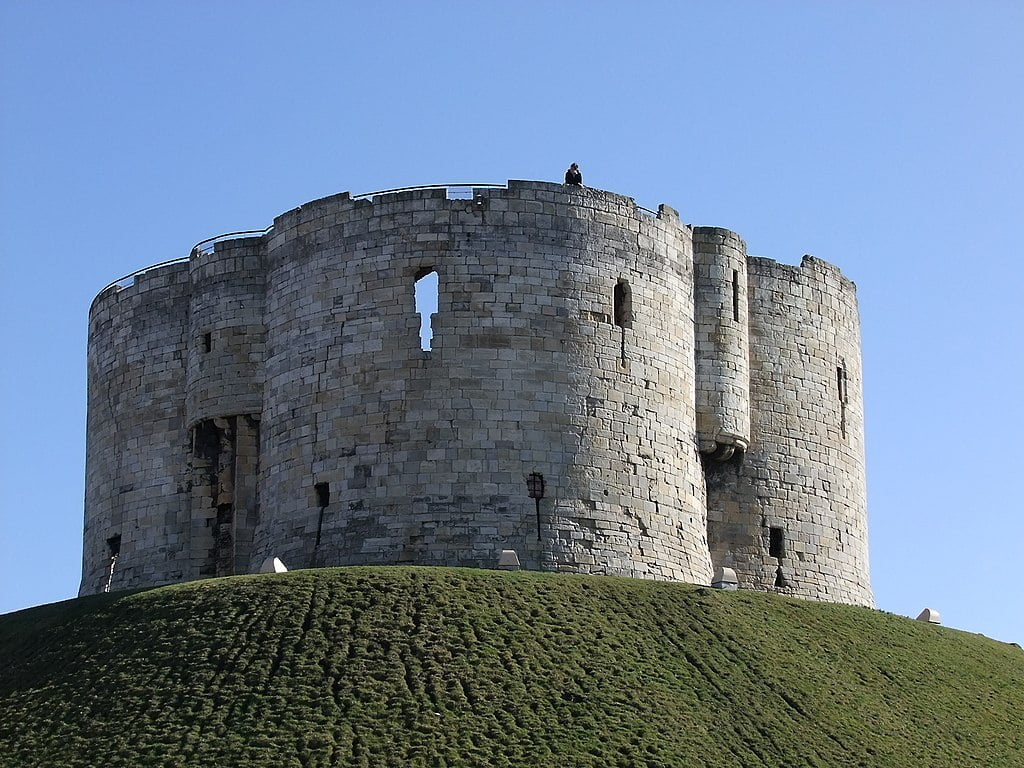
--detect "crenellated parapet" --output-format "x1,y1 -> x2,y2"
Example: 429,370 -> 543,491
81,181 -> 872,606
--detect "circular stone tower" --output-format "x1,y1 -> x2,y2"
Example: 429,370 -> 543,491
81,180 -> 872,606
254,184 -> 711,583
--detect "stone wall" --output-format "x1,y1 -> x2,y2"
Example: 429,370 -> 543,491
185,236 -> 265,425
81,180 -> 872,606
184,236 -> 265,580
705,256 -> 871,604
256,183 -> 710,584
83,263 -> 191,593
693,226 -> 751,458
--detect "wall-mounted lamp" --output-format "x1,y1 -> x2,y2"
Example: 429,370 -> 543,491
527,472 -> 545,541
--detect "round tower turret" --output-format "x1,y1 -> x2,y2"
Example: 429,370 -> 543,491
81,263 -> 191,595
693,226 -> 751,460
705,255 -> 872,605
183,235 -> 266,580
185,235 -> 265,425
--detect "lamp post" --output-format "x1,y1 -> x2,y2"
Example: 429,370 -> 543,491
527,472 -> 545,541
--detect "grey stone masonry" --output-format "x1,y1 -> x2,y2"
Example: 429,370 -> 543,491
693,227 -> 751,459
81,180 -> 873,606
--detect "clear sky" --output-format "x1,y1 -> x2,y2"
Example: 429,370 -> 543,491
2,2 -> 1021,644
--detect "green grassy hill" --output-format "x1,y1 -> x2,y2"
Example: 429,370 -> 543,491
1,567 -> 1021,767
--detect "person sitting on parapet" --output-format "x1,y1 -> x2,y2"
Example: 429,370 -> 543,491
564,163 -> 583,186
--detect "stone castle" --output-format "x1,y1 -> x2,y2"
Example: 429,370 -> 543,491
81,181 -> 873,606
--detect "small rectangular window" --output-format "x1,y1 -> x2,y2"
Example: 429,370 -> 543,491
613,280 -> 632,328
106,534 -> 121,558
315,482 -> 330,508
769,527 -> 785,559
732,270 -> 740,321
203,332 -> 212,353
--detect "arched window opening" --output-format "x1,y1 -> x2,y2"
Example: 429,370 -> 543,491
414,269 -> 438,351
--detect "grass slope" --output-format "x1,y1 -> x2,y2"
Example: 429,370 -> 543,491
1,567 -> 1021,767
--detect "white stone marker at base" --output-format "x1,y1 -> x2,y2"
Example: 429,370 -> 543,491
259,557 -> 288,574
496,550 -> 521,571
711,566 -> 739,590
916,608 -> 941,624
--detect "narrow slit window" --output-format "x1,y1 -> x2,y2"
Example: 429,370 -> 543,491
314,482 -> 330,549
836,364 -> 849,403
414,269 -> 438,350
613,280 -> 632,328
203,332 -> 212,353
769,527 -> 785,559
837,363 -> 849,439
732,269 -> 740,322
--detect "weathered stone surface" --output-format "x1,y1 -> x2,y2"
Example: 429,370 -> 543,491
81,181 -> 873,607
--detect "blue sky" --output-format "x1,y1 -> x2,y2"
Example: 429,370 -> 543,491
1,2 -> 1021,644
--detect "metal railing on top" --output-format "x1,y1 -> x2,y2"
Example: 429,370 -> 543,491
190,227 -> 273,256
351,183 -> 507,200
96,183 -> 661,296
97,228 -> 272,294
97,256 -> 192,294
353,182 -> 660,216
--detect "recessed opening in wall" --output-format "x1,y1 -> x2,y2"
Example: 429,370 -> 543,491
103,534 -> 121,593
775,566 -> 788,589
202,332 -> 212,353
414,269 -> 438,351
837,362 -> 849,439
315,482 -> 330,508
614,279 -> 632,365
314,482 -> 330,552
732,270 -> 740,322
215,504 -> 234,576
613,280 -> 632,328
769,526 -> 785,559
